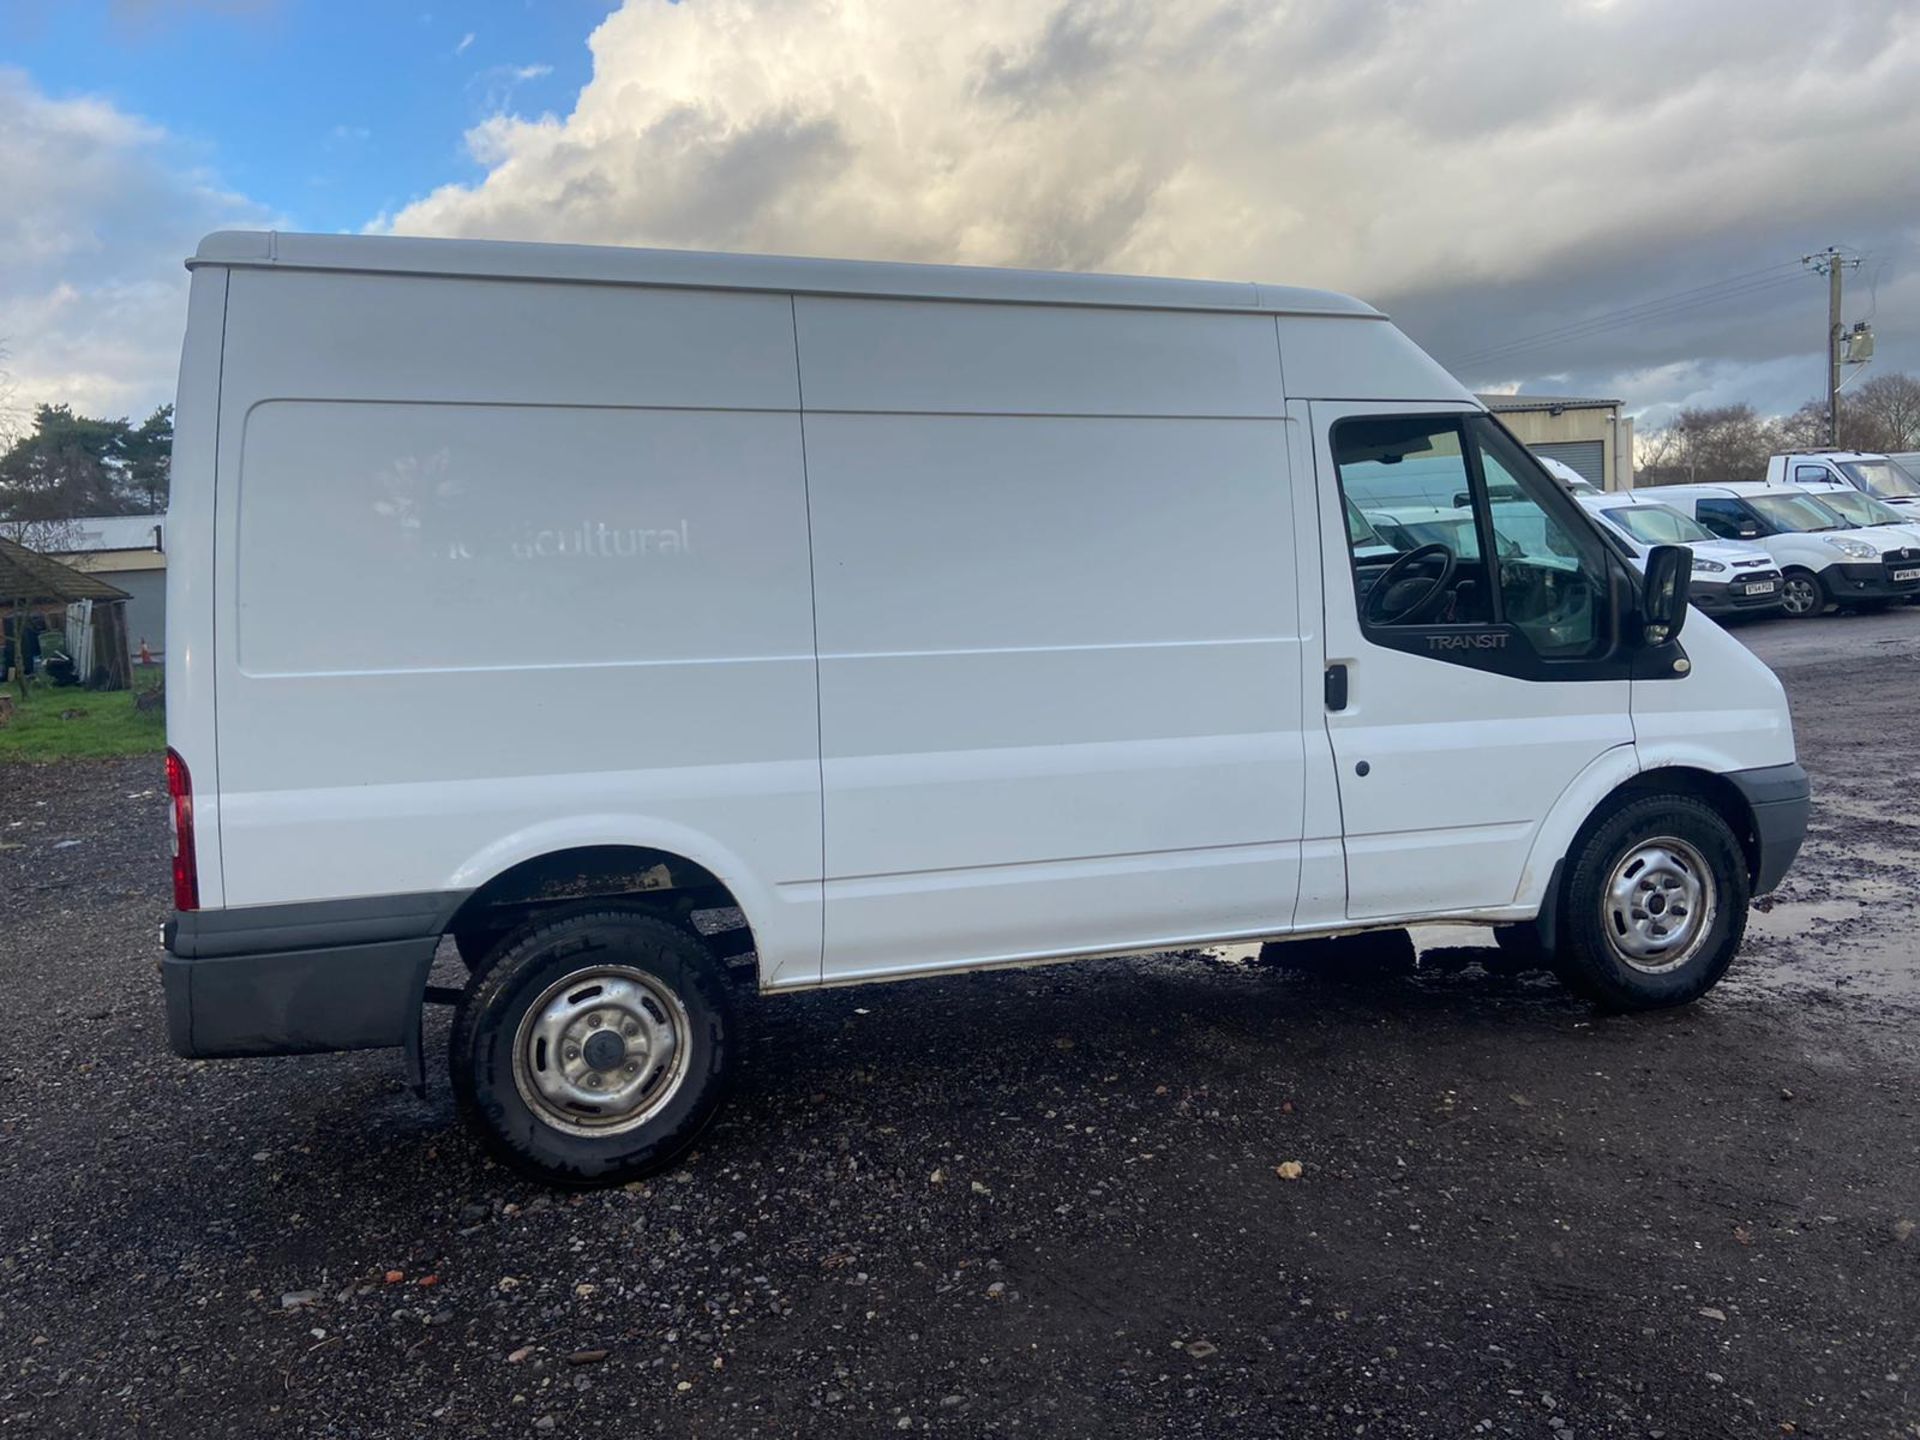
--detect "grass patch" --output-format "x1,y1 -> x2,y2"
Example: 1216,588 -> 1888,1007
0,678 -> 166,762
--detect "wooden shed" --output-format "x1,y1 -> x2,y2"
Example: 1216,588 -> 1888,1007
0,535 -> 135,689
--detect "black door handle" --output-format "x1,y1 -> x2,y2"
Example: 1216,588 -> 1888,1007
1324,664 -> 1349,712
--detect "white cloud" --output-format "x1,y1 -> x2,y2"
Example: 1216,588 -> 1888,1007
0,68 -> 273,422
386,0 -> 1920,420
454,30 -> 474,56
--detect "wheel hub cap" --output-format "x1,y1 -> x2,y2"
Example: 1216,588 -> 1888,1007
1601,837 -> 1716,974
511,966 -> 692,1135
582,1028 -> 627,1070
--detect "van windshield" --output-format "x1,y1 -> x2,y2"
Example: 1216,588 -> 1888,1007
1839,458 -> 1920,499
1749,493 -> 1846,532
1601,503 -> 1713,546
1811,487 -> 1907,528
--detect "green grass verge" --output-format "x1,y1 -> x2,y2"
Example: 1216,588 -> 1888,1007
0,680 -> 166,762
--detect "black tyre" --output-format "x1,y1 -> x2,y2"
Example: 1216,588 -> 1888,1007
1257,928 -> 1415,978
454,926 -> 505,970
450,907 -> 735,1186
1778,568 -> 1827,619
1554,796 -> 1749,1012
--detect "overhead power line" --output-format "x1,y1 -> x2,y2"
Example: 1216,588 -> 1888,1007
1450,260 -> 1808,372
1450,259 -> 1805,365
1456,274 -> 1808,371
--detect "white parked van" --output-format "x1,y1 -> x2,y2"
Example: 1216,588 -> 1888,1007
163,231 -> 1809,1184
1650,481 -> 1920,617
1578,493 -> 1784,619
1766,450 -> 1920,517
1787,477 -> 1920,560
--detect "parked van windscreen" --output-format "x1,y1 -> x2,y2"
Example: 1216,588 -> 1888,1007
1749,493 -> 1846,532
1599,503 -> 1713,547
1839,458 -> 1920,499
1812,487 -> 1908,528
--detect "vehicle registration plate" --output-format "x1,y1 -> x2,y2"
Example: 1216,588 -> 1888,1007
1743,581 -> 1776,595
1893,568 -> 1920,583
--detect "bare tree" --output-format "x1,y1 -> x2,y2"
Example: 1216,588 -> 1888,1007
0,341 -> 19,454
1846,373 -> 1920,453
1771,373 -> 1920,455
1777,400 -> 1831,454
1636,404 -> 1779,486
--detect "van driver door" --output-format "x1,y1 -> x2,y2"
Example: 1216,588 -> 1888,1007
1307,402 -> 1635,920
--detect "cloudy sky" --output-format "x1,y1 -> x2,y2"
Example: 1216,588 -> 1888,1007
3,0 -> 1917,434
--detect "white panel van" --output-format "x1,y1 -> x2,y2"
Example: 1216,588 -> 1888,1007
1764,450 -> 1920,518
1578,493 -> 1784,620
163,232 -> 1808,1184
1651,481 -> 1920,617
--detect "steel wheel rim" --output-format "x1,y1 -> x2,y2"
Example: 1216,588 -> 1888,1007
1600,836 -> 1717,975
511,965 -> 692,1136
1781,576 -> 1818,615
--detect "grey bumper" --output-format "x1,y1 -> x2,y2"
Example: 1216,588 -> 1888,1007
162,893 -> 455,1058
1728,762 -> 1810,897
162,939 -> 439,1057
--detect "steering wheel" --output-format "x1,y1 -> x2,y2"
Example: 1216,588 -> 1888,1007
1365,543 -> 1458,625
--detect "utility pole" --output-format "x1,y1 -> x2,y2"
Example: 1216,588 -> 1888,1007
1803,247 -> 1862,445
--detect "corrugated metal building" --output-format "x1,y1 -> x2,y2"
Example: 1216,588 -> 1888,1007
48,515 -> 166,659
1476,394 -> 1634,492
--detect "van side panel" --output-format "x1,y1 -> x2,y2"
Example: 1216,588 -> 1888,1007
796,298 -> 1307,983
166,267 -> 232,909
210,269 -> 825,983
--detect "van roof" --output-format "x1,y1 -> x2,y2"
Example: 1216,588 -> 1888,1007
189,230 -> 1385,320
1644,481 -> 1802,499
1581,491 -> 1672,510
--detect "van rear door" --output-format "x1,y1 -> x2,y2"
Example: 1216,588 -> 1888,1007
1306,402 -> 1634,920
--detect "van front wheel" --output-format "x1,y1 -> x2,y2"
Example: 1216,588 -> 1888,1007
449,908 -> 735,1186
1778,568 -> 1827,618
1554,796 -> 1749,1011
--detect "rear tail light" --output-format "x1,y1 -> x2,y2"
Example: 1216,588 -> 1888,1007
166,746 -> 200,912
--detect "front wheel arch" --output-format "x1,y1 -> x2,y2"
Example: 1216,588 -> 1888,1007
1558,768 -> 1761,904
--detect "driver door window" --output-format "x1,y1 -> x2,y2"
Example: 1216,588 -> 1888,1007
1331,414 -> 1611,664
1474,423 -> 1607,658
1332,417 -> 1493,627
1695,499 -> 1758,540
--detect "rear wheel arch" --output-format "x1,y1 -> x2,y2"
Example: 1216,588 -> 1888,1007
444,845 -> 758,979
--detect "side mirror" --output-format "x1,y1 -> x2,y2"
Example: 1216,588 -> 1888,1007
1642,544 -> 1691,645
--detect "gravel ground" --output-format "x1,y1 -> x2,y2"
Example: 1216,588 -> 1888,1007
1,618 -> 1916,1439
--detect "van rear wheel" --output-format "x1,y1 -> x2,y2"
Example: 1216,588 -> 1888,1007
449,908 -> 734,1186
1553,796 -> 1748,1011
